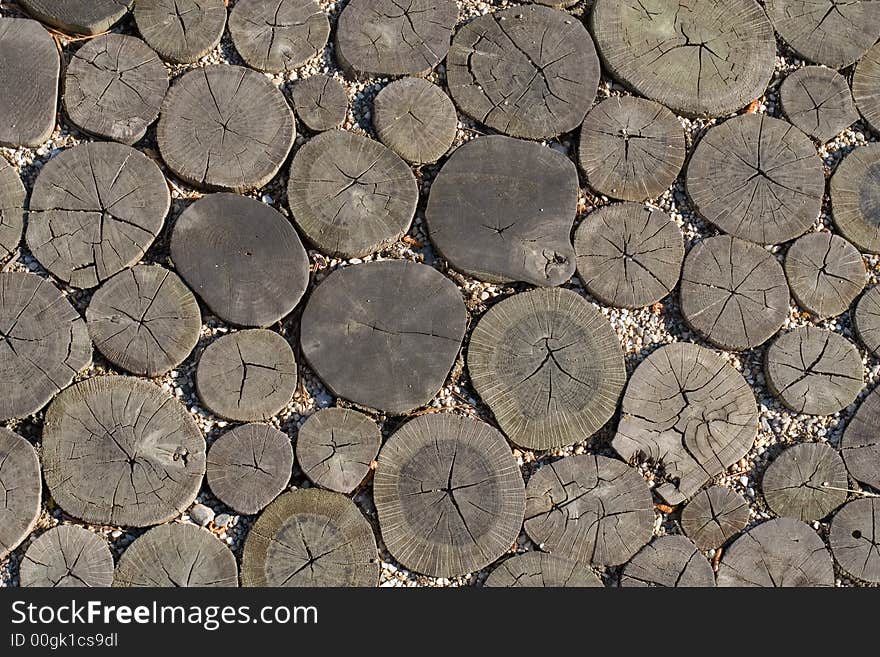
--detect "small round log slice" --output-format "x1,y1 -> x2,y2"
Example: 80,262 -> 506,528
300,260 -> 467,415
468,287 -> 626,450
196,330 -> 298,423
853,43 -> 880,134
373,78 -> 457,165
524,454 -> 653,567
613,342 -> 758,505
373,413 -> 525,578
0,160 -> 25,263
229,0 -> 329,73
764,328 -> 863,416
20,526 -> 114,588
170,193 -> 309,327
242,488 -> 378,587
854,285 -> 880,357
296,408 -> 381,494
679,235 -> 789,351
780,66 -> 858,143
0,272 -> 92,421
620,535 -> 715,588
716,517 -> 835,586
114,523 -> 238,587
484,552 -> 603,588
830,498 -> 880,583
0,18 -> 59,148
335,0 -> 457,78
18,0 -> 132,35
784,232 -> 865,319
157,65 -> 295,191
590,0 -> 775,118
680,486 -> 750,550
841,385 -> 880,491
425,135 -> 578,286
573,203 -> 684,309
42,376 -> 206,527
291,74 -> 348,132
0,428 -> 42,560
830,143 -> 880,253
685,114 -> 824,245
446,6 -> 600,140
63,34 -> 168,145
133,0 -> 227,64
207,423 -> 293,515
762,443 -> 848,522
286,129 -> 418,258
26,142 -> 170,289
578,96 -> 685,202
765,0 -> 880,69
86,265 -> 201,377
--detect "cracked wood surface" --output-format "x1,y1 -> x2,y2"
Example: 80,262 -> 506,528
468,287 -> 626,450
785,232 -> 866,320
242,488 -> 378,586
446,6 -> 599,140
86,264 -> 201,377
20,525 -> 114,588
680,235 -> 789,351
765,328 -> 863,416
620,535 -> 715,587
0,272 -> 92,421
287,129 -> 418,258
26,142 -> 170,289
840,384 -> 880,491
291,74 -> 348,132
0,160 -> 25,263
373,77 -> 458,164
114,523 -> 238,587
157,65 -> 295,191
829,498 -> 880,583
854,285 -> 880,357
523,454 -> 653,567
484,551 -> 603,587
686,113 -> 824,245
207,423 -> 293,515
170,193 -> 309,327
780,66 -> 858,143
18,0 -> 132,35
196,329 -> 298,422
716,517 -> 835,586
42,376 -> 206,527
300,260 -> 467,415
0,428 -> 42,561
680,485 -> 749,550
296,408 -> 381,495
765,0 -> 880,69
762,443 -> 848,522
853,42 -> 880,134
229,0 -> 330,73
578,96 -> 685,202
574,202 -> 683,309
590,0 -> 775,117
0,18 -> 59,148
335,0 -> 457,78
134,0 -> 227,65
830,142 -> 880,253
613,342 -> 758,505
373,413 -> 525,578
425,135 -> 578,287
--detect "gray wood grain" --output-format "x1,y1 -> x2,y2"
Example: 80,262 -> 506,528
196,330 -> 297,422
425,135 -> 578,286
134,0 -> 227,64
18,0 -> 132,35
613,342 -> 758,505
446,6 -> 599,139
620,535 -> 715,587
854,285 -> 880,358
300,260 -> 467,415
242,488 -> 378,586
157,65 -> 295,191
0,428 -> 42,561
170,193 -> 309,327
373,413 -> 524,578
20,526 -> 114,588
840,384 -> 880,491
762,443 -> 848,522
830,143 -> 880,253
0,272 -> 92,421
0,160 -> 26,263
578,96 -> 685,202
286,129 -> 418,258
853,43 -> 880,134
680,235 -> 789,351
291,74 -> 348,132
780,66 -> 858,143
680,486 -> 749,550
829,498 -> 880,583
26,142 -> 170,289
42,376 -> 206,527
484,552 -> 603,588
784,232 -> 865,319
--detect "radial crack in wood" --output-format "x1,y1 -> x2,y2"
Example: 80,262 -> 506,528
620,535 -> 715,587
291,74 -> 348,132
829,498 -> 880,584
134,0 -> 227,65
0,161 -> 26,263
0,428 -> 42,561
680,485 -> 749,550
784,232 -> 865,319
780,66 -> 858,143
484,552 -> 603,587
20,526 -> 114,588
830,143 -> 880,253
840,384 -> 880,491
761,442 -> 848,522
